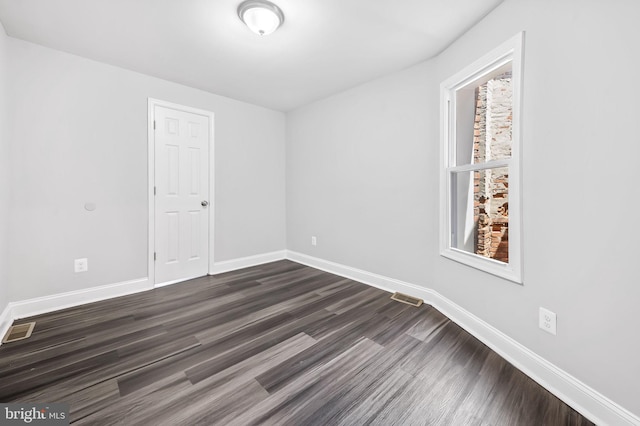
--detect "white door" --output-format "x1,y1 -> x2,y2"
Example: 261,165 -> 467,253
154,105 -> 210,285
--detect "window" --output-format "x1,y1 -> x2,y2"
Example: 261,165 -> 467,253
440,33 -> 524,283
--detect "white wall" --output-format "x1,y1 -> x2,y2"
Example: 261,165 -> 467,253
6,38 -> 286,302
287,0 -> 640,418
0,22 -> 9,316
287,60 -> 436,283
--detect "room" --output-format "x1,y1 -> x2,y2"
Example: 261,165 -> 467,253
0,0 -> 638,424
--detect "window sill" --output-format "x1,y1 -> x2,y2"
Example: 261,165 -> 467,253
440,248 -> 522,284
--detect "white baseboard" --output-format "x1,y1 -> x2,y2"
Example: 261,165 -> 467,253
4,248 -> 290,323
209,250 -> 287,275
1,250 -> 637,425
285,250 -> 640,426
155,275 -> 205,289
9,277 -> 151,321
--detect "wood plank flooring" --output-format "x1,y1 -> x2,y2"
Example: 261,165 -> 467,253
0,260 -> 594,425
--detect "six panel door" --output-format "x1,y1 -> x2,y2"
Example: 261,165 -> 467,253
154,105 -> 210,285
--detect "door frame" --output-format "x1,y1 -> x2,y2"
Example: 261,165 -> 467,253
147,98 -> 215,287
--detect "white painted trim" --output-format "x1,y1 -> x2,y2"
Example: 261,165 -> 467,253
154,275 -> 205,288
209,250 -> 287,275
285,250 -> 640,426
0,302 -> 13,345
147,100 -> 155,287
440,32 -> 524,284
2,250 -> 637,425
9,278 -> 150,321
158,250 -> 288,285
147,98 -> 215,286
0,247 -> 287,328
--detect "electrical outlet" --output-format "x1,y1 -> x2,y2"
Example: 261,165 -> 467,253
311,236 -> 317,246
74,258 -> 88,273
539,307 -> 556,335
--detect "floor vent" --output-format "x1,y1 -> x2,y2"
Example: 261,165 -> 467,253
390,292 -> 423,307
2,322 -> 36,344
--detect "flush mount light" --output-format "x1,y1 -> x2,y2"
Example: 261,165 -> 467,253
237,0 -> 284,36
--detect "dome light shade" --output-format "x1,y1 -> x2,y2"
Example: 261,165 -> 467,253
238,0 -> 284,36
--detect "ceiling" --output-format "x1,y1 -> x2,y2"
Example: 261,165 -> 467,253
0,0 -> 503,111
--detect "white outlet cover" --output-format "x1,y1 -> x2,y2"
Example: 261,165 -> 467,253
311,236 -> 317,246
74,258 -> 88,273
539,307 -> 557,335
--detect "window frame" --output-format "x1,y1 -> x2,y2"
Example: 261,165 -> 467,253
440,32 -> 524,284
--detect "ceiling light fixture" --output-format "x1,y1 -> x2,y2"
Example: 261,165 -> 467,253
237,0 -> 284,36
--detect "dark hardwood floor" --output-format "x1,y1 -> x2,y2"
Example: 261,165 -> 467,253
0,260 -> 593,425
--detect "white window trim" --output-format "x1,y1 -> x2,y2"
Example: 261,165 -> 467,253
440,32 -> 525,284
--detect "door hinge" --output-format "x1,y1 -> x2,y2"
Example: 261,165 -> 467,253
153,120 -> 156,130
154,186 -> 156,196
154,252 -> 156,261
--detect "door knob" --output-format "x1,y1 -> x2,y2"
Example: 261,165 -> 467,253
201,200 -> 209,207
